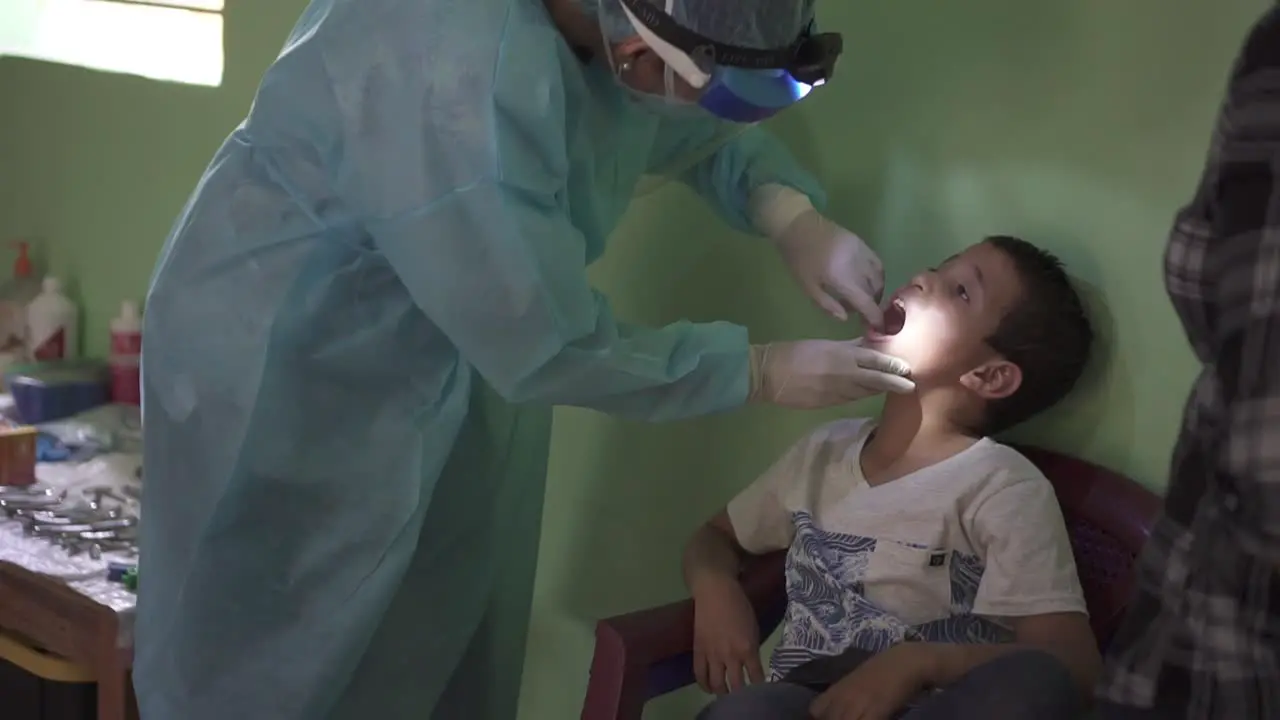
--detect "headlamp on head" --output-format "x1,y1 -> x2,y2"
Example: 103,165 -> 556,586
616,0 -> 843,123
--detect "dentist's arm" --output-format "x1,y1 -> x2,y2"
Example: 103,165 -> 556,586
655,121 -> 886,326
369,184 -> 910,418
339,52 -> 907,420
370,180 -> 752,421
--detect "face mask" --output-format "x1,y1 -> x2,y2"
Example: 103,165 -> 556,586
621,87 -> 708,119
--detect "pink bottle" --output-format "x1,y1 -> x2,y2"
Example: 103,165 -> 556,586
109,301 -> 142,405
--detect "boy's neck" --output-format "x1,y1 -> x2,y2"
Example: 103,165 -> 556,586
861,391 -> 979,485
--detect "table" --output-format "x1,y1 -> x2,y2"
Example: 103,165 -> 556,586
0,561 -> 136,720
0,409 -> 143,720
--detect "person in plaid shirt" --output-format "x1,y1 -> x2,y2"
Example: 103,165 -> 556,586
1096,5 -> 1280,719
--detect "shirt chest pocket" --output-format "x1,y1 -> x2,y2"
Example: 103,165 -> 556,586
862,540 -> 952,626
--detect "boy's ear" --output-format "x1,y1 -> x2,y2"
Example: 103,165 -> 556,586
959,360 -> 1021,400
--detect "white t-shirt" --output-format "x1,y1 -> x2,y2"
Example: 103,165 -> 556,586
726,418 -> 1087,680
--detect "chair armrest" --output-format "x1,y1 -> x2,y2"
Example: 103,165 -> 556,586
581,551 -> 789,720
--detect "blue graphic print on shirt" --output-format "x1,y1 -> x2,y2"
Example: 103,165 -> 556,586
769,511 -> 1011,679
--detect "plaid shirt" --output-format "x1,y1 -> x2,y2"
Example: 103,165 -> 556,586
1096,6 -> 1280,718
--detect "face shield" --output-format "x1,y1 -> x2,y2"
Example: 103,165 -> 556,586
602,0 -> 843,124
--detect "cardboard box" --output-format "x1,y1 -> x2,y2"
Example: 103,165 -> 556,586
0,426 -> 38,486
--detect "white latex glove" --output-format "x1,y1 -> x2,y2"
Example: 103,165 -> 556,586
749,184 -> 885,327
775,210 -> 885,327
748,339 -> 914,409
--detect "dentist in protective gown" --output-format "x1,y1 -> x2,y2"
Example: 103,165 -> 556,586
134,0 -> 914,717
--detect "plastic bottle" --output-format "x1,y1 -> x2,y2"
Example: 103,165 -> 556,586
26,276 -> 78,361
0,242 -> 42,381
109,301 -> 142,405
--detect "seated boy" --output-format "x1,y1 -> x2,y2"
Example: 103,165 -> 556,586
686,236 -> 1099,720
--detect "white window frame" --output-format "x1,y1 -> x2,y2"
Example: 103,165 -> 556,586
0,0 -> 225,87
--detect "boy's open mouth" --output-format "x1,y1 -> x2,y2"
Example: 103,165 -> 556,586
881,298 -> 907,335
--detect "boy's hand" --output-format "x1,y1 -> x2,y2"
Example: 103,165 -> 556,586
810,643 -> 935,720
691,575 -> 765,695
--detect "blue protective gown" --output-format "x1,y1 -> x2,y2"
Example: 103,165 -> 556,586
134,0 -> 825,717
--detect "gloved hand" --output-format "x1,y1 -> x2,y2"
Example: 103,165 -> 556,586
774,209 -> 885,327
748,184 -> 885,328
748,339 -> 914,409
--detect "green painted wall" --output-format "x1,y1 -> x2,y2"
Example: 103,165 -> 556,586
0,1 -> 1268,718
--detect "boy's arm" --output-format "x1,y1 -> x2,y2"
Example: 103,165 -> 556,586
683,511 -> 750,596
926,473 -> 1102,693
682,427 -> 824,694
683,423 -> 827,594
917,612 -> 1101,693
684,510 -> 774,694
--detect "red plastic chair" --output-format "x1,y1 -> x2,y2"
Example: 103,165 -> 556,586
579,445 -> 1164,720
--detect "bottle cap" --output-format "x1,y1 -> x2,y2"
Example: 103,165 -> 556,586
13,241 -> 31,279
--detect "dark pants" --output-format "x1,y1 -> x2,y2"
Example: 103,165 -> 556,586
1094,702 -> 1176,720
697,650 -> 1086,720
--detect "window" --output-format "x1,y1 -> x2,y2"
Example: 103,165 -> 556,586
0,0 -> 224,87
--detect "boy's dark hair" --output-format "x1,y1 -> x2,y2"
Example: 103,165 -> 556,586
979,235 -> 1094,435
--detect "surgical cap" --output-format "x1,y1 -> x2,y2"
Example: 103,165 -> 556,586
580,0 -> 817,50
